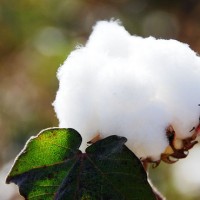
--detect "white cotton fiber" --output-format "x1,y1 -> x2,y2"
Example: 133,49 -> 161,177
53,20 -> 200,161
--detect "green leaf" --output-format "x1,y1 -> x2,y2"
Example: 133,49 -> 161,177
6,128 -> 156,200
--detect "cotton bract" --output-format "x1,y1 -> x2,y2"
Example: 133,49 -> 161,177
53,20 -> 200,161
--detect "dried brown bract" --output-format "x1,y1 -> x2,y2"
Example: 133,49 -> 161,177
142,124 -> 200,168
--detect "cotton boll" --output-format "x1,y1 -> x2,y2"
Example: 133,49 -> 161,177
53,20 -> 200,162
86,20 -> 131,58
54,48 -> 107,142
129,36 -> 200,138
120,104 -> 170,160
139,39 -> 200,138
93,60 -> 170,160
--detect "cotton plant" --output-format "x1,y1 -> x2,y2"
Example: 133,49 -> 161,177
6,20 -> 200,200
53,20 -> 200,166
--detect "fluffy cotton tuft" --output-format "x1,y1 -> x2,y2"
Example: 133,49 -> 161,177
53,20 -> 200,161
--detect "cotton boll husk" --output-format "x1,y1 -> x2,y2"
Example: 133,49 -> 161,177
54,20 -> 200,161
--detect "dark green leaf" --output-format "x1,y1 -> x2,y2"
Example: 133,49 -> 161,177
6,128 -> 82,199
6,128 -> 156,200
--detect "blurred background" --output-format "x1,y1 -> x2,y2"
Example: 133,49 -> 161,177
0,0 -> 200,199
